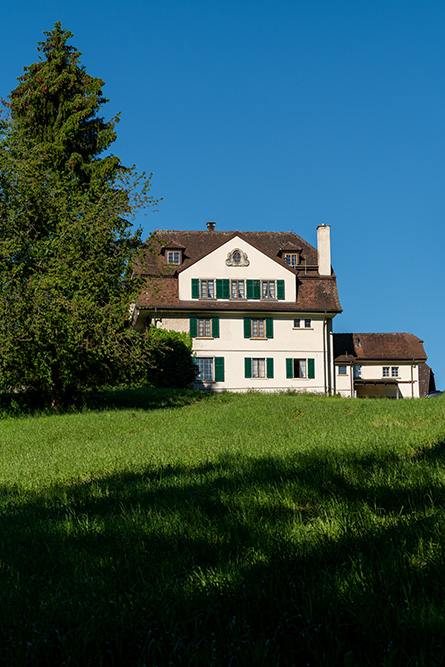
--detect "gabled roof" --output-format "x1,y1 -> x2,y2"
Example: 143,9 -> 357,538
135,228 -> 342,313
136,229 -> 320,277
333,333 -> 427,363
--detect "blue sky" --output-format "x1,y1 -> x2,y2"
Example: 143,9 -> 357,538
2,0 -> 444,388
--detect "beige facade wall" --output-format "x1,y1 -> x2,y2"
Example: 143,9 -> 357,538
334,365 -> 353,397
155,312 -> 335,393
334,362 -> 421,398
178,236 -> 296,301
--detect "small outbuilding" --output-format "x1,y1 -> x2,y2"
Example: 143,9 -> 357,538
333,333 -> 434,398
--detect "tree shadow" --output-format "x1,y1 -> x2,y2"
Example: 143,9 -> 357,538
1,442 -> 445,665
0,385 -> 217,418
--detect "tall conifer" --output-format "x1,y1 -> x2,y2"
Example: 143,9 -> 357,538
0,23 -> 157,405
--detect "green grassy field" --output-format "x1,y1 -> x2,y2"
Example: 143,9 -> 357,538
0,389 -> 444,666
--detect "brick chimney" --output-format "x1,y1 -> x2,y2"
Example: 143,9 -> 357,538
317,224 -> 331,276
206,221 -> 216,231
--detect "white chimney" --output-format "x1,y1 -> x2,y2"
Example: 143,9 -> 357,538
317,224 -> 331,276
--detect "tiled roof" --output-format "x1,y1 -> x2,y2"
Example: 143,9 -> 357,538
136,229 -> 320,276
137,277 -> 340,312
135,228 -> 342,313
333,333 -> 427,362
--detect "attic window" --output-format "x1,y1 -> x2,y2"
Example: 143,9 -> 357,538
166,250 -> 181,265
284,253 -> 298,267
232,250 -> 241,264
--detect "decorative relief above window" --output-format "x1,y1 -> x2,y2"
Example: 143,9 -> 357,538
226,248 -> 250,267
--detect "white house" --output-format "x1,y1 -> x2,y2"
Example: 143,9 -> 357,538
133,222 -> 433,397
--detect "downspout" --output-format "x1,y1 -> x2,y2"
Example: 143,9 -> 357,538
349,355 -> 354,397
322,312 -> 327,394
411,360 -> 414,398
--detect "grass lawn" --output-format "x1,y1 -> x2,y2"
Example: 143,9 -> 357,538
0,389 -> 444,665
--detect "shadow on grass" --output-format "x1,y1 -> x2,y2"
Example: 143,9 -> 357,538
0,385 -> 217,418
1,442 -> 445,665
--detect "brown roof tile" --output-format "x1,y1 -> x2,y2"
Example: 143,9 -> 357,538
136,229 -> 321,276
333,333 -> 427,362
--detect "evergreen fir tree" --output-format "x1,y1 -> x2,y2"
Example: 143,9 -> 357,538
0,23 -> 159,406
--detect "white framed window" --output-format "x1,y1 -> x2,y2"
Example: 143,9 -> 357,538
383,367 -> 390,377
231,280 -> 245,299
338,366 -> 347,375
196,357 -> 213,381
200,280 -> 214,298
252,358 -> 266,378
293,319 -> 300,328
166,250 -> 180,265
391,367 -> 399,377
304,319 -> 311,328
261,280 -> 275,299
284,253 -> 298,266
197,318 -> 211,337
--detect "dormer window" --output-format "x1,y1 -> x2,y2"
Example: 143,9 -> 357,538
166,250 -> 181,265
284,253 -> 298,267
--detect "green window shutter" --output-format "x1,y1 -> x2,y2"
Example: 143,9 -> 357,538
266,318 -> 274,339
246,280 -> 254,299
216,278 -> 230,299
267,358 -> 274,379
216,279 -> 230,299
308,358 -> 315,379
191,279 -> 199,299
190,317 -> 197,338
244,318 -> 251,338
212,317 -> 220,338
253,280 -> 261,299
215,357 -> 225,382
286,358 -> 293,379
245,357 -> 252,378
277,280 -> 285,300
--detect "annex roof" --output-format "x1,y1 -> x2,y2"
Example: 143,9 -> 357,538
333,333 -> 428,363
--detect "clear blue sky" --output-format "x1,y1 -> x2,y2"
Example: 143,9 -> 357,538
2,0 -> 444,388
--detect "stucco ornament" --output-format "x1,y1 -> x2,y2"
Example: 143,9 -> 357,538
226,248 -> 250,267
